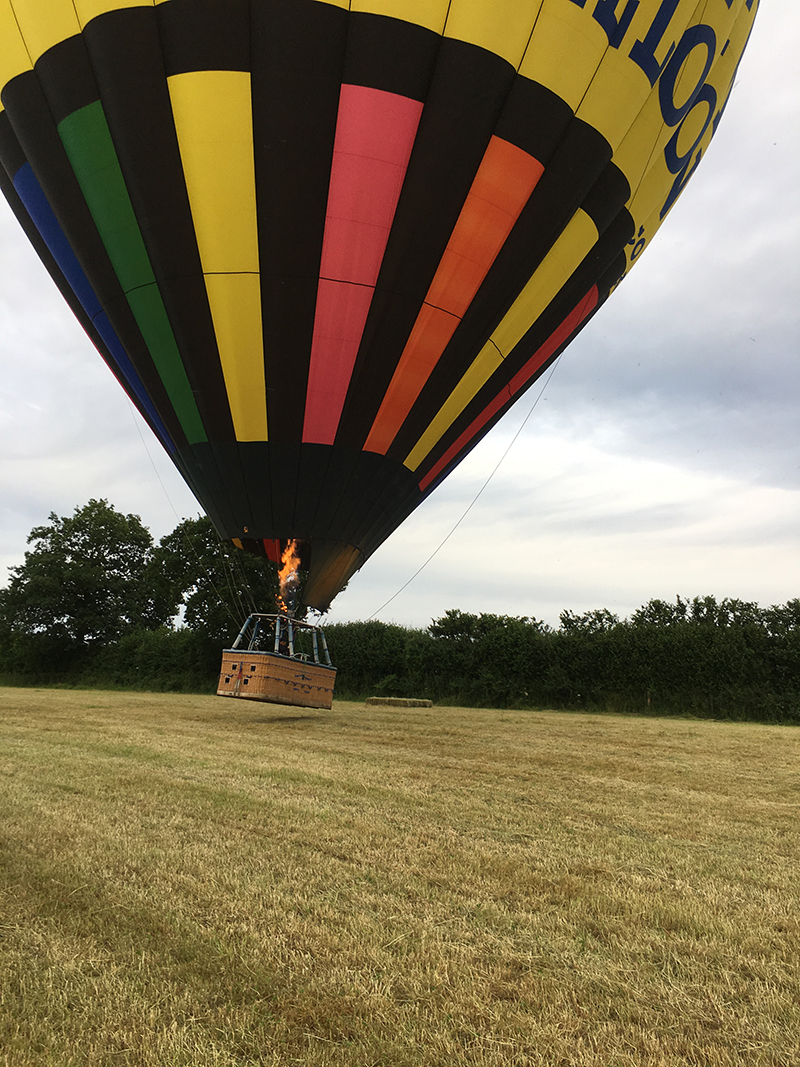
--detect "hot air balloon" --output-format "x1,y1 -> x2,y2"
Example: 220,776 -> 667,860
0,0 -> 759,612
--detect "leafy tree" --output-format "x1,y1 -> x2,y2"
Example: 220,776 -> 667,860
429,609 -> 549,642
428,608 -> 483,642
151,516 -> 278,644
763,599 -> 800,637
630,596 -> 690,627
2,499 -> 172,648
559,608 -> 620,633
685,595 -> 764,628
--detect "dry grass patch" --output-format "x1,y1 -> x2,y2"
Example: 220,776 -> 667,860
0,688 -> 798,1066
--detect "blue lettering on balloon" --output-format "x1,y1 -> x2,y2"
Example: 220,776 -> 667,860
663,83 -> 717,173
658,23 -> 716,127
659,148 -> 703,219
629,0 -> 681,87
561,0 -> 757,228
657,23 -> 720,219
592,0 -> 640,48
628,225 -> 646,261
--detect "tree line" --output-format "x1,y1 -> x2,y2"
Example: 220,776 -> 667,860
0,501 -> 797,723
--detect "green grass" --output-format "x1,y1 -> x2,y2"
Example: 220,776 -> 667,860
0,687 -> 798,1066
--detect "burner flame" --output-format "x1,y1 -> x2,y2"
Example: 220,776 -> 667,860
276,539 -> 301,615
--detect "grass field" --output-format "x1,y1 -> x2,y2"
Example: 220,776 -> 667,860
0,688 -> 798,1066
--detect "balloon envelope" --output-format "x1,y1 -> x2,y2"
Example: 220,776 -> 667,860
0,0 -> 759,609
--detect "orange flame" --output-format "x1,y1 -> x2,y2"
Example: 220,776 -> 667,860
276,539 -> 301,614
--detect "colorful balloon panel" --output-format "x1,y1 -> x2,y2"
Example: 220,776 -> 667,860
0,0 -> 759,609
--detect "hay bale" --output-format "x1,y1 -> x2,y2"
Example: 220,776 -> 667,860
365,697 -> 433,708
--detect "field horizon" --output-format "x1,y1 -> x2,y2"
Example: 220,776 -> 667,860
1,687 -> 797,1065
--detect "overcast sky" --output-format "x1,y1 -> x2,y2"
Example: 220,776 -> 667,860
1,1 -> 798,632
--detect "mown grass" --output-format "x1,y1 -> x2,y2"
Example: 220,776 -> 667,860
0,688 -> 798,1066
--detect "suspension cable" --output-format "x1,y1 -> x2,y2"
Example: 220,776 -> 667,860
367,361 -> 560,619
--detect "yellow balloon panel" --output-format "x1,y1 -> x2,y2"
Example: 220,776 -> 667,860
0,1 -> 32,91
168,71 -> 259,275
168,70 -> 264,442
444,0 -> 544,69
7,0 -> 80,63
351,0 -> 450,34
205,273 -> 268,442
520,0 -> 607,110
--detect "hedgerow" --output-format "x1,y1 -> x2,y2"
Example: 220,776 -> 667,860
1,596 -> 797,723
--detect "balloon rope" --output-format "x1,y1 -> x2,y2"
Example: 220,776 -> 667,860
126,398 -> 186,527
214,536 -> 252,619
368,360 -> 560,620
220,535 -> 261,617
